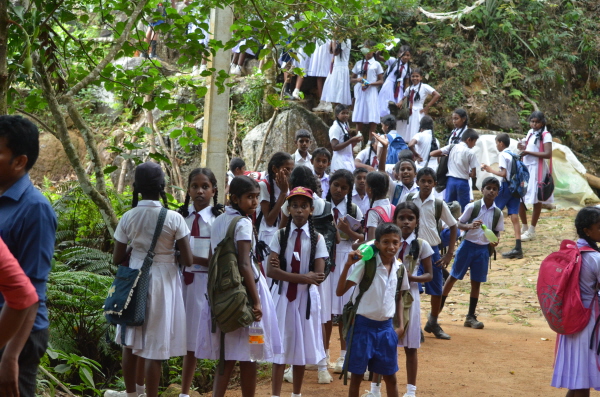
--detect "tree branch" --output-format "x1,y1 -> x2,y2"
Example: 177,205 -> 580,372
14,108 -> 58,138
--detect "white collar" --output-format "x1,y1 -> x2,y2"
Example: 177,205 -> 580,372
187,205 -> 214,222
138,200 -> 162,207
372,198 -> 390,207
352,188 -> 367,198
290,220 -> 311,237
332,196 -> 347,210
225,206 -> 245,216
421,190 -> 436,204
316,172 -> 329,181
375,253 -> 400,273
401,232 -> 416,245
479,199 -> 497,211
294,150 -> 311,161
458,141 -> 468,148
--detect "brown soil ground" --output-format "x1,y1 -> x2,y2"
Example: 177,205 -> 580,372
208,208 -> 578,397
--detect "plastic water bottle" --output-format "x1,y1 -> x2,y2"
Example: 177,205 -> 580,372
481,225 -> 498,243
357,240 -> 376,261
248,322 -> 264,362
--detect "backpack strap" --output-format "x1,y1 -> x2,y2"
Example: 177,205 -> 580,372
406,192 -> 417,202
492,207 -> 502,231
467,200 -> 483,224
434,199 -> 443,224
391,184 -> 403,206
254,180 -> 271,231
370,206 -> 392,223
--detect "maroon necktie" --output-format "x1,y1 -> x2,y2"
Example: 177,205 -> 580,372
184,213 -> 201,285
398,241 -> 408,262
286,228 -> 303,302
333,208 -> 340,224
409,89 -> 416,115
371,154 -> 379,168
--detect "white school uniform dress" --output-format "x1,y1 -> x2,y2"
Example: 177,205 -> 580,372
259,180 -> 286,286
113,200 -> 189,360
355,146 -> 378,169
352,189 -> 370,217
316,172 -> 330,199
329,121 -> 355,173
397,232 -> 433,349
366,198 -> 393,228
292,46 -> 311,73
411,130 -> 440,172
522,128 -> 554,204
269,223 -> 328,365
195,207 -> 282,361
397,83 -> 436,142
321,39 -> 352,105
387,179 -> 419,206
232,39 -> 257,56
293,150 -> 313,171
378,58 -> 410,117
182,205 -> 215,352
352,58 -> 384,124
320,197 -> 364,321
308,39 -> 333,78
186,11 -> 209,46
448,125 -> 469,145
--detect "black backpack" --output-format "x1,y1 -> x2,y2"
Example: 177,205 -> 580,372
435,144 -> 455,193
312,201 -> 336,278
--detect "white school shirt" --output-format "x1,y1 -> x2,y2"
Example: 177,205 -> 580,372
332,197 -> 364,242
448,125 -> 469,145
522,128 -> 552,167
352,189 -> 370,217
440,141 -> 479,180
348,254 -> 409,321
459,200 -> 504,246
355,146 -> 378,168
333,39 -> 351,65
351,58 -> 384,85
329,121 -> 355,173
387,179 -> 419,205
498,150 -> 514,180
184,205 -> 215,271
412,130 -> 440,170
281,193 -> 326,217
259,180 -> 285,232
385,58 -> 409,83
293,150 -> 313,171
114,200 -> 189,261
404,83 -> 435,110
409,191 -> 457,246
366,198 -> 393,228
398,232 -> 434,264
316,172 -> 330,199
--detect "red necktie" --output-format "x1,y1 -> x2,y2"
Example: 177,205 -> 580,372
393,64 -> 404,100
371,154 -> 379,168
398,241 -> 408,262
333,208 -> 340,224
286,228 -> 303,302
190,212 -> 200,237
409,89 -> 416,115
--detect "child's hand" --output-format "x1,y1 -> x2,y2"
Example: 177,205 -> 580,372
481,164 -> 491,172
305,271 -> 326,285
346,250 -> 362,265
471,220 -> 483,230
349,135 -> 363,145
490,240 -> 499,247
395,326 -> 406,339
252,303 -> 263,321
414,153 -> 423,162
276,168 -> 290,192
270,257 -> 280,268
436,252 -> 453,268
517,141 -> 526,151
337,217 -> 352,234
371,131 -> 389,147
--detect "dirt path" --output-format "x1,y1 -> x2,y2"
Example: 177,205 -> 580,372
217,209 -> 577,396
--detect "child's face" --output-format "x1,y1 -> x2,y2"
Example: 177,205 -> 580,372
275,160 -> 295,177
374,232 -> 401,260
312,154 -> 330,176
399,162 -> 416,186
355,172 -> 367,193
288,196 -> 313,226
188,173 -> 215,210
529,117 -> 544,131
381,123 -> 390,133
482,183 -> 499,202
495,139 -> 505,152
452,113 -> 466,129
395,208 -> 418,239
296,137 -> 311,154
417,174 -> 436,197
400,51 -> 411,63
337,109 -> 350,123
410,72 -> 422,85
233,166 -> 246,176
584,222 -> 600,244
330,177 -> 350,204
466,137 -> 478,149
232,188 -> 260,215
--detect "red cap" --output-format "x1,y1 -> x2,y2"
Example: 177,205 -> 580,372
287,187 -> 314,201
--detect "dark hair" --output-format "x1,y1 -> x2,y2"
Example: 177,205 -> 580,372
381,114 -> 396,128
409,68 -> 423,101
450,109 -> 469,144
132,162 -> 168,209
417,167 -> 437,183
393,201 -> 421,259
335,104 -> 349,117
375,222 -> 401,241
453,108 -> 468,125
411,67 -> 423,77
295,129 -> 312,141
229,175 -> 260,216
229,157 -> 245,173
481,176 -> 500,190
398,149 -> 414,162
353,167 -> 368,177
462,128 -> 479,142
179,168 -> 222,218
279,207 -> 317,277
528,111 -> 547,126
366,171 -> 389,208
266,152 -> 293,212
394,45 -> 411,79
0,115 -> 40,170
325,169 -> 354,215
334,104 -> 350,142
496,133 -> 510,148
420,115 -> 439,153
575,207 -> 600,253
289,165 -> 319,192
311,147 -> 332,162
395,158 -> 417,175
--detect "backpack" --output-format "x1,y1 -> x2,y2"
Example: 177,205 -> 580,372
406,192 -> 443,233
435,144 -> 455,193
504,150 -> 530,199
253,179 -> 271,233
365,205 -> 396,225
312,201 -> 337,277
467,199 -> 502,259
537,240 -> 596,335
386,133 -> 409,165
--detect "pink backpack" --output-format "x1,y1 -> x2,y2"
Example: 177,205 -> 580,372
537,240 -> 595,334
366,205 -> 396,224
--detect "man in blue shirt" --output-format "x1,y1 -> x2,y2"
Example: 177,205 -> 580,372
0,116 -> 57,397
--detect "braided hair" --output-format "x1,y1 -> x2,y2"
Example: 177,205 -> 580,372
334,104 -> 350,142
366,171 -> 389,209
266,152 -> 293,212
575,207 -> 600,253
290,166 -> 320,192
279,201 -> 317,272
325,169 -> 355,216
394,45 -> 411,79
132,163 -> 169,209
178,168 -> 223,218
450,109 -> 468,144
393,202 -> 421,260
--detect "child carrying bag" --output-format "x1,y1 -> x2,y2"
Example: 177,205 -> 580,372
104,207 -> 167,344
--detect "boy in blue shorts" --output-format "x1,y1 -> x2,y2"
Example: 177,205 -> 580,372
440,177 -> 503,329
481,133 -> 523,259
337,223 -> 409,397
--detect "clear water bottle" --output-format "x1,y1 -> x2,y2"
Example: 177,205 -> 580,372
248,322 -> 264,362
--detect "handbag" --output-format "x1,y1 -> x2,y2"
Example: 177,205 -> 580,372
104,207 -> 167,343
536,134 -> 554,201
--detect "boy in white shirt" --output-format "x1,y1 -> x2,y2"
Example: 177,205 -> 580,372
292,129 -> 314,171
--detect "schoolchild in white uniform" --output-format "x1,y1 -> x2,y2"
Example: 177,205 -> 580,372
321,38 -> 352,107
292,129 -> 314,171
310,39 -> 334,111
365,171 -> 393,241
408,115 -> 440,172
195,176 -> 282,397
311,148 -> 332,199
178,168 -> 222,397
355,138 -> 380,172
113,162 -> 193,397
386,159 -> 420,206
268,187 -> 329,396
517,111 -> 554,242
330,104 -> 361,173
378,45 -> 412,118
351,40 -> 384,138
393,202 -> 434,397
446,109 -> 473,201
397,68 -> 440,143
352,168 -> 371,217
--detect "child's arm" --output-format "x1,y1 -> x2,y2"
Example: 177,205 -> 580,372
336,250 -> 362,296
437,224 -> 458,268
396,293 -> 405,339
409,255 -> 433,283
236,240 -> 262,320
267,252 -> 325,285
458,219 -> 482,231
407,138 -> 423,162
481,164 -> 507,179
370,132 -> 389,172
176,236 -> 194,268
429,149 -> 443,157
521,141 -> 552,159
354,157 -> 376,172
261,168 -> 290,227
113,240 -> 129,265
351,72 -> 361,84
371,72 -> 384,87
331,135 -> 363,152
337,217 -> 364,243
367,226 -> 376,241
421,91 -> 441,114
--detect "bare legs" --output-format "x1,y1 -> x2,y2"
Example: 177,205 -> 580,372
404,347 -> 418,386
519,202 -> 542,228
348,372 -> 398,397
213,360 -> 257,397
181,351 -> 196,395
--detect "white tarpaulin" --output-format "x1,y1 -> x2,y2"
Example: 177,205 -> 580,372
472,135 -> 599,209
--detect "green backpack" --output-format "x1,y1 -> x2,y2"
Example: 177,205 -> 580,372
467,199 -> 502,261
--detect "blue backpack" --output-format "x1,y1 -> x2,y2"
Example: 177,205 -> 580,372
385,133 -> 408,164
505,150 -> 530,198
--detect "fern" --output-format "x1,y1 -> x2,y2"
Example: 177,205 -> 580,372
56,246 -> 116,275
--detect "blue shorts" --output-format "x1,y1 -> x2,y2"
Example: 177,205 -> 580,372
445,176 -> 470,211
495,181 -> 520,215
150,20 -> 165,27
418,245 -> 443,296
450,240 -> 490,282
347,315 -> 398,376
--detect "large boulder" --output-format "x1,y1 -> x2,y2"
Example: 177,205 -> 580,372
30,131 -> 87,184
242,103 -> 331,170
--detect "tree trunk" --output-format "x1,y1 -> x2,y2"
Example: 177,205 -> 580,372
0,0 -> 9,114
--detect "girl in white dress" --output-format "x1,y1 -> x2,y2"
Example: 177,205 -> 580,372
393,202 -> 434,397
195,175 -> 282,397
268,187 -> 329,396
177,168 -> 222,397
397,68 -> 441,143
351,40 -> 384,138
310,39 -> 334,111
518,111 -> 554,242
320,39 -> 352,107
330,104 -> 362,173
448,108 -> 469,144
378,45 -> 412,117
112,162 -> 193,397
408,115 -> 440,171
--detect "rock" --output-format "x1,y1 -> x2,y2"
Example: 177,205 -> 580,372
87,83 -> 122,121
487,104 -> 521,132
30,131 -> 88,184
161,384 -> 201,397
242,103 -> 330,170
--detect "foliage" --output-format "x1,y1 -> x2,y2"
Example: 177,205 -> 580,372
45,347 -> 105,396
